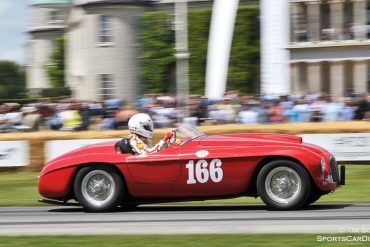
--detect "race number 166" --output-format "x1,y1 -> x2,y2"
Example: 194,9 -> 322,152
186,159 -> 223,184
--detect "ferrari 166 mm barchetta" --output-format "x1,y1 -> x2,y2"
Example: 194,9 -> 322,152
38,124 -> 344,212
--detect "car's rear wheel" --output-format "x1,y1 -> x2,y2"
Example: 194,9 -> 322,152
74,165 -> 124,212
257,160 -> 311,210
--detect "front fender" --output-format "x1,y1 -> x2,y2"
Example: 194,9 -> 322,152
249,146 -> 332,191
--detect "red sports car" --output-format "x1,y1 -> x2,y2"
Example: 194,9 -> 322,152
38,124 -> 344,212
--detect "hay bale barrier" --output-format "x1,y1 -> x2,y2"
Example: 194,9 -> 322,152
0,121 -> 369,171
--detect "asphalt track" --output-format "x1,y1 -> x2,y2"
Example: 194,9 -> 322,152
0,204 -> 370,235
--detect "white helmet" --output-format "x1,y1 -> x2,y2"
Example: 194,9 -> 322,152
128,113 -> 154,139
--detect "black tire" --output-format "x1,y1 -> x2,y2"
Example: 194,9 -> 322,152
74,165 -> 124,212
120,203 -> 139,211
257,159 -> 311,210
304,187 -> 323,206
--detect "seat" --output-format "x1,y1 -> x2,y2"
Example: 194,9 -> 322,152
115,138 -> 136,154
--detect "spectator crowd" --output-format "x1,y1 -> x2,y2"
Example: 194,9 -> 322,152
0,92 -> 369,133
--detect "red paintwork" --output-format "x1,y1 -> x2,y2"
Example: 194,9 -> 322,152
38,133 -> 340,202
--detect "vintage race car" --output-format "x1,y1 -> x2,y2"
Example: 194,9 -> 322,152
38,124 -> 345,212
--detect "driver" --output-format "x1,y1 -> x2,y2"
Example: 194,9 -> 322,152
128,113 -> 173,155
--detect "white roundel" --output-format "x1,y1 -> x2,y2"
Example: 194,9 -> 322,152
195,150 -> 209,158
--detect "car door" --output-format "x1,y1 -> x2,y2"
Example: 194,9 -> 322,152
172,141 -> 258,198
125,145 -> 181,197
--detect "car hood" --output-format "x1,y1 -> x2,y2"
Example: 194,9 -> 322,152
199,133 -> 302,146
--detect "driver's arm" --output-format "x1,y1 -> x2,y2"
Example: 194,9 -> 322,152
149,131 -> 174,152
143,132 -> 174,153
129,138 -> 166,155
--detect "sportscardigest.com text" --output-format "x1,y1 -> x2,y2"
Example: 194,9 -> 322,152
316,226 -> 370,242
317,235 -> 370,242
339,227 -> 370,234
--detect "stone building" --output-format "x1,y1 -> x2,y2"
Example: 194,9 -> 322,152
28,0 -> 259,102
66,0 -> 147,102
30,1 -> 369,101
28,0 -> 214,102
290,0 -> 370,97
27,0 -> 72,96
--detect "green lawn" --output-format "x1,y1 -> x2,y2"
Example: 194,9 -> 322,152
0,234 -> 368,247
0,165 -> 369,207
0,167 -> 369,245
319,164 -> 370,204
0,172 -> 40,206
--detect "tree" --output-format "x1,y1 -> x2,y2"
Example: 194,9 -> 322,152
140,6 -> 260,96
139,12 -> 175,94
45,35 -> 65,88
0,60 -> 26,99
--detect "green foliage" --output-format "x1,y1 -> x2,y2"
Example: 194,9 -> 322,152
189,5 -> 260,95
0,61 -> 26,99
0,98 -> 37,105
40,87 -> 71,98
0,97 -> 67,105
188,9 -> 211,95
139,12 -> 175,94
228,6 -> 260,94
139,5 -> 260,95
45,35 -> 65,88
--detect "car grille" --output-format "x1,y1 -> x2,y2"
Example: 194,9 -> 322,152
329,156 -> 339,183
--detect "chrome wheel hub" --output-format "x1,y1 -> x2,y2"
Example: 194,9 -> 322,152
278,177 -> 292,190
265,167 -> 301,204
81,170 -> 115,207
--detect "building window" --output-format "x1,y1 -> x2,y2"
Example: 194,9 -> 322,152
343,0 -> 354,40
99,74 -> 115,100
291,3 -> 308,42
27,41 -> 35,65
49,10 -> 63,23
367,2 -> 370,38
367,61 -> 370,92
321,62 -> 330,94
367,1 -> 370,24
320,2 -> 331,40
344,61 -> 354,96
99,15 -> 113,43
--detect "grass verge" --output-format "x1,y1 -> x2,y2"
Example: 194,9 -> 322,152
0,165 -> 369,207
0,234 -> 368,247
0,172 -> 40,206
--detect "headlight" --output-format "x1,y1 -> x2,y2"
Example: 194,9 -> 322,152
320,157 -> 326,174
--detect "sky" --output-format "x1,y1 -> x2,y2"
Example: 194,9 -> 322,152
0,0 -> 29,64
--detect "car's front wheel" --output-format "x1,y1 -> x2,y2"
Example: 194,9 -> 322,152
74,165 -> 124,212
304,187 -> 323,206
257,160 -> 311,210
